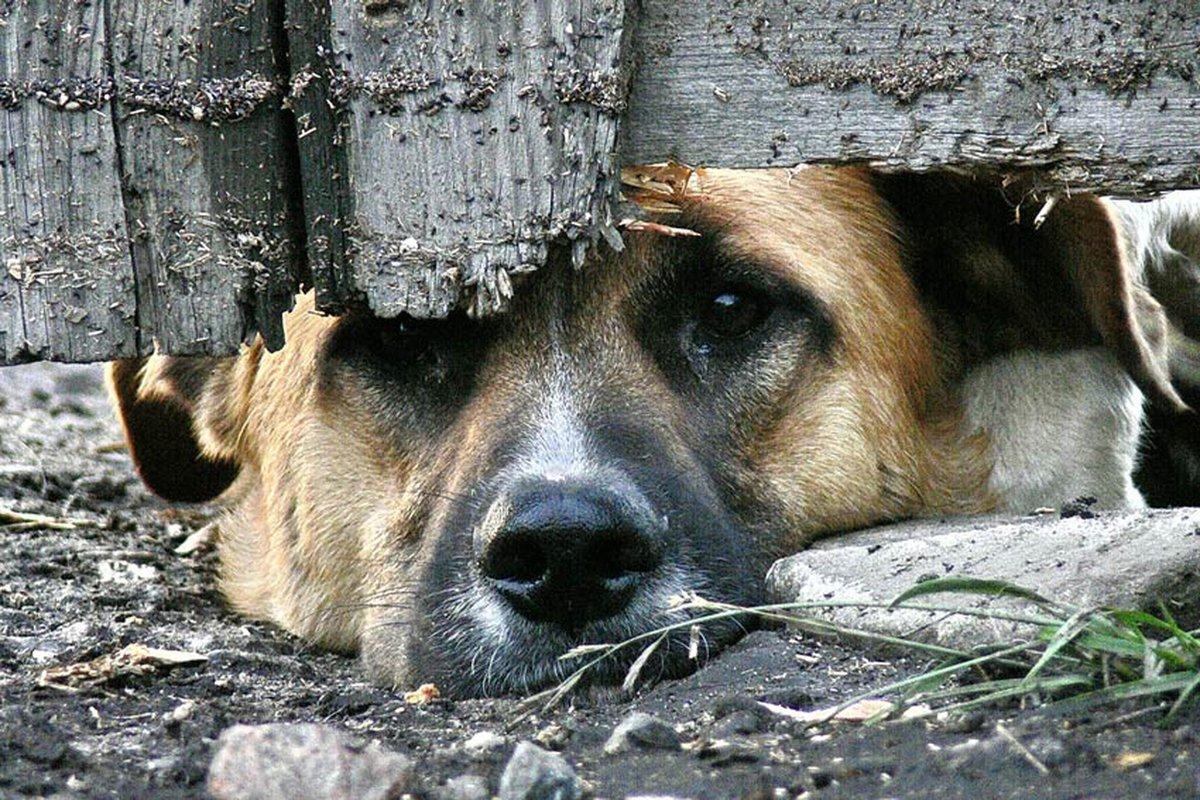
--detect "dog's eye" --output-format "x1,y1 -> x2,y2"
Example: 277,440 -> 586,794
697,289 -> 772,340
367,317 -> 430,360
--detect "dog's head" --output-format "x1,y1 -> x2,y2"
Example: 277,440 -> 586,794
109,168 -> 1193,696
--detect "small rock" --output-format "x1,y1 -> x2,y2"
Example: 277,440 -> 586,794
438,773 -> 491,800
695,739 -> 761,766
163,699 -> 197,727
206,723 -> 414,800
462,730 -> 508,760
940,711 -> 986,734
498,741 -> 583,800
404,682 -> 441,705
1027,735 -> 1069,768
1060,496 -> 1098,519
713,710 -> 766,737
174,523 -> 217,556
604,712 -> 681,755
535,722 -> 573,750
933,736 -> 1000,773
712,695 -> 776,732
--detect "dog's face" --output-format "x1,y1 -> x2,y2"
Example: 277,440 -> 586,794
109,167 -> 1189,696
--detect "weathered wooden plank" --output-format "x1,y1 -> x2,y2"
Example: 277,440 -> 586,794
108,0 -> 302,354
0,0 -> 138,363
6,0 -> 1200,364
622,0 -> 1200,196
287,0 -> 632,319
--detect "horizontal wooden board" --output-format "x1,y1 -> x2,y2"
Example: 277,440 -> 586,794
621,0 -> 1200,196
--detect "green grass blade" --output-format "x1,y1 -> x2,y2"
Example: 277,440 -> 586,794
1071,631 -> 1151,659
1109,608 -> 1200,656
1020,608 -> 1095,690
1166,672 -> 1200,722
934,675 -> 1095,715
889,577 -> 1054,609
1053,672 -> 1199,712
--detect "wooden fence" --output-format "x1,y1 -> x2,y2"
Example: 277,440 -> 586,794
2,0 -> 1197,362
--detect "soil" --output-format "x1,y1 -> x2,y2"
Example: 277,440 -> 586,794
1,363 -> 1198,800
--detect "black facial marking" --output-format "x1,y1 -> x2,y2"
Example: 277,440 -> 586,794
319,310 -> 489,424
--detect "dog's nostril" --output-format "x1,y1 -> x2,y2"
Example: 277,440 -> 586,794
586,528 -> 660,581
482,539 -> 547,584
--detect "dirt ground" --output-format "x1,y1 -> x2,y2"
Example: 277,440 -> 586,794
1,362 -> 1198,800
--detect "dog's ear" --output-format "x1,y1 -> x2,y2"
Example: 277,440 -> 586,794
1108,191 -> 1200,505
1108,191 -> 1200,379
106,353 -> 257,502
873,171 -> 1190,419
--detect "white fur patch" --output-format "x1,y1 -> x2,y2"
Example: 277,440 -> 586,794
516,370 -> 596,483
960,348 -> 1145,512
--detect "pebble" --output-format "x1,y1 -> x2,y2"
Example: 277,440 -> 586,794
534,721 -> 573,750
498,741 -> 583,800
163,699 -> 196,727
206,723 -> 414,800
604,712 -> 681,755
713,709 -> 766,737
438,773 -> 491,800
940,711 -> 987,734
695,739 -> 761,766
1026,735 -> 1069,769
461,730 -> 508,760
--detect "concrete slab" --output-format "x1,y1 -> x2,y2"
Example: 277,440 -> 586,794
765,508 -> 1200,650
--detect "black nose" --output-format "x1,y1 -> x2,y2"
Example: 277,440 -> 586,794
480,484 -> 664,629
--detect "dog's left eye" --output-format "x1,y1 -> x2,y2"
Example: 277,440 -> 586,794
697,289 -> 772,340
366,317 -> 432,361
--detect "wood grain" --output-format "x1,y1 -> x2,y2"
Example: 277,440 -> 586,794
288,0 -> 632,319
3,0 -> 1199,362
622,0 -> 1200,196
0,0 -> 137,362
108,0 -> 301,353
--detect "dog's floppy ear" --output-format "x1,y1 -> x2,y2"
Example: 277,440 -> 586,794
106,353 -> 256,502
1108,190 -> 1200,375
1108,191 -> 1200,504
873,171 -> 1190,418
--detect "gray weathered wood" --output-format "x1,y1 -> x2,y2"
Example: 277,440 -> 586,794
287,0 -> 632,319
0,0 -> 138,363
108,0 -> 301,353
1,0 -> 300,364
4,0 -> 1200,363
622,0 -> 1200,196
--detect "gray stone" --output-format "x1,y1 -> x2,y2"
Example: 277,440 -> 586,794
603,712 -> 682,755
498,741 -> 583,800
439,773 -> 491,800
766,509 -> 1200,650
206,723 -> 414,800
461,730 -> 508,760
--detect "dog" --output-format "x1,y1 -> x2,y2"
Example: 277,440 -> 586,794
107,167 -> 1200,696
